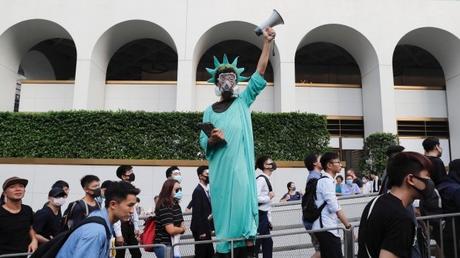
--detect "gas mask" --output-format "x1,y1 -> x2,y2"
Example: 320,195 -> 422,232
215,73 -> 239,97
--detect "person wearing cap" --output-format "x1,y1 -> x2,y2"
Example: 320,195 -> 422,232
114,165 -> 141,258
0,177 -> 38,256
33,187 -> 68,244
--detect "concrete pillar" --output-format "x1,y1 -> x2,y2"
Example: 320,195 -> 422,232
176,58 -> 194,111
0,65 -> 18,111
73,58 -> 106,110
362,64 -> 397,136
447,75 -> 460,159
277,61 -> 296,112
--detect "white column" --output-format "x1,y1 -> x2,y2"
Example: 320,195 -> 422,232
73,58 -> 106,110
277,61 -> 296,112
362,64 -> 397,136
447,75 -> 460,159
176,58 -> 194,111
0,65 -> 18,111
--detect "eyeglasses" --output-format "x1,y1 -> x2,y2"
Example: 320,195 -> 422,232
330,161 -> 342,165
175,187 -> 182,193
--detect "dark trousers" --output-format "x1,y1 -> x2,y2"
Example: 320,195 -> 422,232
315,231 -> 342,258
217,246 -> 251,258
192,230 -> 215,258
255,210 -> 273,258
115,221 -> 141,258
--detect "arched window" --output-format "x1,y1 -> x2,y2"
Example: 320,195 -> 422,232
196,40 -> 274,83
107,39 -> 177,81
295,42 -> 361,86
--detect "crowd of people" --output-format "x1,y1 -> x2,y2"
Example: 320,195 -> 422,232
1,136 -> 460,258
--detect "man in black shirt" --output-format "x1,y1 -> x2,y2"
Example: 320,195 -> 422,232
0,177 -> 38,256
358,152 -> 434,258
34,187 -> 68,244
423,136 -> 447,184
63,175 -> 101,229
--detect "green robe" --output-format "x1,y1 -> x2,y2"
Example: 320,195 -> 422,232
200,72 -> 267,253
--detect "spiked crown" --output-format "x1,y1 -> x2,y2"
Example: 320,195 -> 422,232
206,54 -> 249,84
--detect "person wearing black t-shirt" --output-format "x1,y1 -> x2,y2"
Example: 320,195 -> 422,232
0,177 -> 37,256
154,179 -> 186,258
358,152 -> 434,258
34,187 -> 68,244
63,175 -> 101,230
422,136 -> 447,184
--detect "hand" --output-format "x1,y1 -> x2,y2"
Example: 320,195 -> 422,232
115,236 -> 124,246
263,27 -> 276,42
285,195 -> 290,201
28,239 -> 38,253
210,128 -> 224,142
185,208 -> 192,213
181,225 -> 187,234
269,191 -> 275,200
134,229 -> 140,240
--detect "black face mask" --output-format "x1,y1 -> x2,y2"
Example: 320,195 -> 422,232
90,188 -> 101,198
128,173 -> 135,182
202,175 -> 209,185
411,175 -> 435,199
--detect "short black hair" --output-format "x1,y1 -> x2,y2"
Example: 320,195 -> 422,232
336,175 -> 344,181
197,165 -> 209,176
387,152 -> 433,188
304,154 -> 319,171
104,181 -> 140,208
101,180 -> 114,189
214,67 -> 237,86
256,156 -> 271,171
116,165 -> 133,179
166,166 -> 179,178
320,152 -> 339,171
422,137 -> 440,152
52,180 -> 69,189
80,175 -> 100,188
386,145 -> 405,157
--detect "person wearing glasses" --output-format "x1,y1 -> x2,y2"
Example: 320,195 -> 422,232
154,179 -> 186,258
313,152 -> 351,258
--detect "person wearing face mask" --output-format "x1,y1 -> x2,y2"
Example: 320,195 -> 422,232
357,152 -> 434,258
341,175 -> 361,196
114,165 -> 141,258
280,182 -> 302,202
62,175 -> 101,230
166,166 -> 183,183
255,156 -> 277,258
154,179 -> 186,258
199,27 -> 276,257
190,165 -> 215,258
33,187 -> 68,244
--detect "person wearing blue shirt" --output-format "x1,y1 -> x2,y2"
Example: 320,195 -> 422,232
341,175 -> 361,196
57,181 -> 140,258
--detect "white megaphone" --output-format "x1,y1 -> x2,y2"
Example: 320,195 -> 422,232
254,9 -> 284,36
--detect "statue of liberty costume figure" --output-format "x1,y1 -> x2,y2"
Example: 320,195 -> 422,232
199,27 -> 276,257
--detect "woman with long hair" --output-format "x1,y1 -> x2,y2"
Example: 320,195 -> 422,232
154,179 -> 186,258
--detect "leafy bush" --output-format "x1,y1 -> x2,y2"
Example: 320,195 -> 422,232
360,132 -> 399,176
0,111 -> 329,161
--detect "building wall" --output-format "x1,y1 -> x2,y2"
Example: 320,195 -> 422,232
0,0 -> 459,157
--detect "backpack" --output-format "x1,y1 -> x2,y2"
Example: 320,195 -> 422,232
301,176 -> 327,225
256,174 -> 273,206
139,216 -> 156,252
62,199 -> 100,230
31,216 -> 111,258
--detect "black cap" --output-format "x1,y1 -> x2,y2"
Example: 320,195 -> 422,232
48,187 -> 67,198
386,145 -> 405,157
2,177 -> 28,191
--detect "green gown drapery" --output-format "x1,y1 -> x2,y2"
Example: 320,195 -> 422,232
200,72 -> 267,253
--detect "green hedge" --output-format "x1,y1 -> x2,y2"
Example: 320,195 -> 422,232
359,132 -> 399,176
0,111 -> 330,161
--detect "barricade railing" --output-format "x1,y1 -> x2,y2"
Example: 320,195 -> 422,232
0,252 -> 31,258
416,212 -> 460,258
170,226 -> 354,258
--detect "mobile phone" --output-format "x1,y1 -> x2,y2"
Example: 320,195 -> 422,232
197,122 -> 215,137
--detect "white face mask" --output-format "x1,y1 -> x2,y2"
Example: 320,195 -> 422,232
173,175 -> 183,183
52,197 -> 66,207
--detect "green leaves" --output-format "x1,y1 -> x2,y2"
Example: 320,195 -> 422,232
0,111 -> 329,161
359,132 -> 399,176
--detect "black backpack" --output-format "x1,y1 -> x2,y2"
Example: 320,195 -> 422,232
30,216 -> 111,258
301,176 -> 327,224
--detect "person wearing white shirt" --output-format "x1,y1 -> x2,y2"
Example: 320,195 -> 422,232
255,156 -> 276,258
313,152 -> 351,258
114,165 -> 141,258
